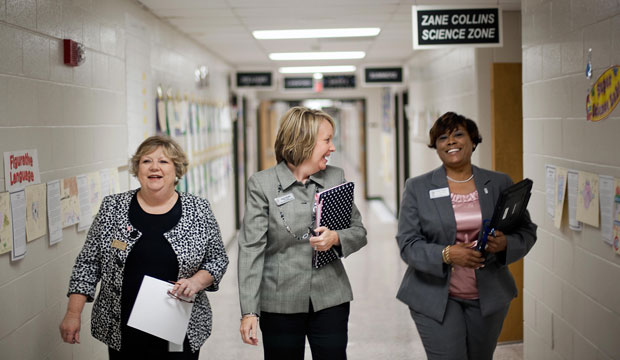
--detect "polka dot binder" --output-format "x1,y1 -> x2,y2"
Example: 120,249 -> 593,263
313,182 -> 355,268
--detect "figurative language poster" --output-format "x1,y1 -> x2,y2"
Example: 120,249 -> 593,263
25,183 -> 47,242
3,149 -> 41,192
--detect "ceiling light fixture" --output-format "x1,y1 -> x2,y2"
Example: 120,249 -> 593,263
253,28 -> 381,39
269,51 -> 365,61
279,66 -> 356,74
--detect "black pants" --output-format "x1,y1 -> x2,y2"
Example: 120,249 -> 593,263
260,301 -> 350,360
108,326 -> 198,360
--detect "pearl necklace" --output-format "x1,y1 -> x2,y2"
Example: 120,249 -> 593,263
446,174 -> 474,183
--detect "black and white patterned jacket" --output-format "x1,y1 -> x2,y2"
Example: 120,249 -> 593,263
67,189 -> 229,352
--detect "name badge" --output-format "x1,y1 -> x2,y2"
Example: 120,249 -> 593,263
111,239 -> 127,251
275,193 -> 295,206
429,187 -> 450,199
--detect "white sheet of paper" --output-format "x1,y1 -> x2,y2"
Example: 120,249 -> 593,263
599,175 -> 615,244
554,167 -> 568,229
567,170 -> 582,231
127,275 -> 194,344
76,175 -> 92,232
99,169 -> 111,198
47,180 -> 63,245
545,165 -> 556,218
10,190 -> 26,261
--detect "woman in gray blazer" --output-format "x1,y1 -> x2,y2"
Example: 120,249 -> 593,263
238,106 -> 367,360
396,112 -> 537,360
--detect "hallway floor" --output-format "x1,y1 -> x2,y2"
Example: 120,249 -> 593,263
201,158 -> 524,359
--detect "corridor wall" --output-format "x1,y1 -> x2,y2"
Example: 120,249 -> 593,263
522,2 -> 620,359
0,1 -> 234,359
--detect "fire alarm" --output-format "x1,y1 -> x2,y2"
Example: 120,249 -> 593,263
63,39 -> 85,67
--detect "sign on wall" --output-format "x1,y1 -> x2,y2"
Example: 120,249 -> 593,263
236,72 -> 272,87
586,65 -> 620,122
284,77 -> 313,89
3,149 -> 40,192
323,75 -> 356,89
364,67 -> 403,85
412,6 -> 502,49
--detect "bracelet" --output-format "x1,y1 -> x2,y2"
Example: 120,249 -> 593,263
241,312 -> 259,321
442,245 -> 452,265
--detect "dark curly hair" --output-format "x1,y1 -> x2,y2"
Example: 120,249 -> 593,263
428,112 -> 482,151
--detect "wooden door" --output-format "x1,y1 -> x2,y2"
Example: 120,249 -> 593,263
491,63 -> 524,342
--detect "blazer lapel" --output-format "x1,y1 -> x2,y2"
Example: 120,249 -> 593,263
430,167 -> 457,245
472,166 -> 494,221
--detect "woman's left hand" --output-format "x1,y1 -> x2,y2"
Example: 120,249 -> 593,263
485,230 -> 507,253
309,227 -> 340,252
171,270 -> 214,298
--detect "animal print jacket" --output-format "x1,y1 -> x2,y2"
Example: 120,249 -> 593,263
67,189 -> 229,352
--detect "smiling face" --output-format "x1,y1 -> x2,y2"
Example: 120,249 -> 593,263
137,146 -> 177,194
435,125 -> 474,169
305,119 -> 335,173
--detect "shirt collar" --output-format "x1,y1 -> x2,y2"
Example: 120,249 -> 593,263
275,161 -> 325,190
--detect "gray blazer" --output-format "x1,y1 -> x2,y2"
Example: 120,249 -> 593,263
238,162 -> 367,315
396,165 -> 537,322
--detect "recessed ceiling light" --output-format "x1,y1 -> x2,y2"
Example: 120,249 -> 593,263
279,66 -> 356,74
253,28 -> 381,40
269,51 -> 365,61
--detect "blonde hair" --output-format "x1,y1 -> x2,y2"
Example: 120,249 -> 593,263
130,135 -> 189,184
274,106 -> 335,166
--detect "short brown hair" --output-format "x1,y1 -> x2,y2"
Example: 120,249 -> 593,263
428,112 -> 482,151
274,106 -> 335,166
130,135 -> 189,184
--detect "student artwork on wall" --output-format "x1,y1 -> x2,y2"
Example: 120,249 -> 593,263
25,183 -> 47,242
0,192 -> 13,254
61,177 -> 81,228
613,179 -> 620,255
576,171 -> 600,227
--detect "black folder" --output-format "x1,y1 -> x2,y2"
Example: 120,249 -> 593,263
476,178 -> 533,252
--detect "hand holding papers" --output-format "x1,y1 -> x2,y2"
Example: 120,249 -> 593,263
127,276 -> 195,345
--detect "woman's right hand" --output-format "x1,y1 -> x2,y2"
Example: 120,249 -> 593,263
240,315 -> 259,345
448,242 -> 485,269
59,311 -> 81,344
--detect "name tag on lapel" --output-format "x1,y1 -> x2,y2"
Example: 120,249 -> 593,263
275,193 -> 295,206
429,187 -> 450,199
111,239 -> 127,251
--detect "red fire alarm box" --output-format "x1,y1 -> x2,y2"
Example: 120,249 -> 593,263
63,39 -> 85,66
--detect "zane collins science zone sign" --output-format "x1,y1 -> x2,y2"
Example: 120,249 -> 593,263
412,6 -> 502,49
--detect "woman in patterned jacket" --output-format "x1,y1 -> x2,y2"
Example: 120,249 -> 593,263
59,135 -> 229,359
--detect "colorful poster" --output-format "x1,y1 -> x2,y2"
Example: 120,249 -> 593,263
61,177 -> 81,228
613,179 -> 620,254
3,149 -> 41,192
0,192 -> 13,254
25,183 -> 47,242
47,180 -> 62,245
88,172 -> 103,217
586,65 -> 620,122
576,171 -> 600,227
554,167 -> 568,229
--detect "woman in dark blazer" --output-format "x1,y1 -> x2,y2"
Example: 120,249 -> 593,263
396,112 -> 537,360
238,106 -> 367,360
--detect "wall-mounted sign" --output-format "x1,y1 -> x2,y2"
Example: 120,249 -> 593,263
4,149 -> 41,192
364,67 -> 403,84
412,6 -> 502,49
236,72 -> 272,87
587,66 -> 620,122
323,75 -> 356,89
284,77 -> 313,89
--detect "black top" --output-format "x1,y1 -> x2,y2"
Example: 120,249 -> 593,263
119,192 -> 183,352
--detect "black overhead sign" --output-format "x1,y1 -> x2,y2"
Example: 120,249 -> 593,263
323,75 -> 356,89
284,77 -> 313,89
236,72 -> 272,87
365,67 -> 403,84
412,7 -> 501,49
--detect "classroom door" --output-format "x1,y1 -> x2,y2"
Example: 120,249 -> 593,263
491,63 -> 524,342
